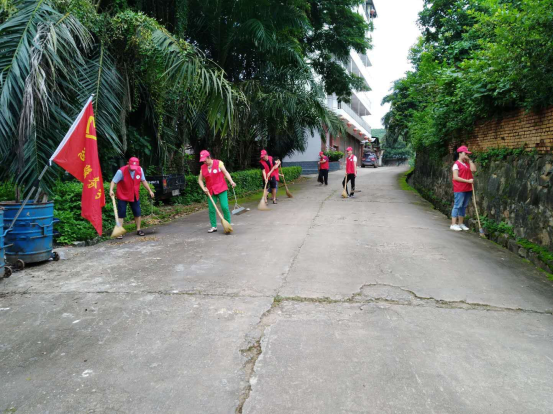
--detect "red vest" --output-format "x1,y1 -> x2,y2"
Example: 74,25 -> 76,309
116,165 -> 141,201
201,159 -> 228,195
260,156 -> 279,181
346,155 -> 356,175
452,160 -> 473,193
320,156 -> 329,170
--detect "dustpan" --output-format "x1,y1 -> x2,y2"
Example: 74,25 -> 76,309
231,187 -> 249,215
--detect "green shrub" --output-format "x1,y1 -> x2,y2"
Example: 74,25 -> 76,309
324,150 -> 344,162
0,181 -> 16,202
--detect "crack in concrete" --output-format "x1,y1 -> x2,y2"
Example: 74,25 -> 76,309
0,290 -> 272,299
276,283 -> 553,315
236,189 -> 337,413
276,189 -> 335,296
236,298 -> 280,413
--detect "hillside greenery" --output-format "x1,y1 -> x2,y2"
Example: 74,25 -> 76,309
383,0 -> 553,155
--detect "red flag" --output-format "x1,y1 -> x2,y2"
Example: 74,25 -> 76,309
50,97 -> 105,235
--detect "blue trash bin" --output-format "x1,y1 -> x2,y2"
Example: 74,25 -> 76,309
0,202 -> 59,267
0,207 -> 9,278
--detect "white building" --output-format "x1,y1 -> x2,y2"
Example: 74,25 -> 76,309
284,0 -> 377,174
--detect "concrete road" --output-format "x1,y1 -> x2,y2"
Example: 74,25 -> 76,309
1,166 -> 553,413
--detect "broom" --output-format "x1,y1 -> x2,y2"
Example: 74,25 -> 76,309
207,192 -> 233,234
110,195 -> 126,238
471,184 -> 486,238
341,171 -> 348,198
281,170 -> 293,198
258,164 -> 278,211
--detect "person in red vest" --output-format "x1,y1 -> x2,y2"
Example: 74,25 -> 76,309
260,150 -> 281,204
197,150 -> 236,233
451,146 -> 477,231
109,157 -> 155,237
317,151 -> 330,186
342,147 -> 357,197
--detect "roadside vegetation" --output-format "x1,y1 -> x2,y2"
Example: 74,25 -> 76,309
383,0 -> 553,156
0,0 -> 373,194
0,166 -> 302,244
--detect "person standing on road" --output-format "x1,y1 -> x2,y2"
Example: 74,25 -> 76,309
318,151 -> 330,186
198,150 -> 236,233
260,150 -> 281,204
450,145 -> 477,231
342,147 -> 357,197
109,157 -> 155,238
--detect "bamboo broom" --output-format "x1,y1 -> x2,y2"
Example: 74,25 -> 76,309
341,171 -> 348,198
281,170 -> 293,198
258,163 -> 278,210
110,195 -> 127,238
472,184 -> 486,238
207,193 -> 233,234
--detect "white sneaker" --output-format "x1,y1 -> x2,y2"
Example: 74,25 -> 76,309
459,224 -> 469,231
450,224 -> 462,232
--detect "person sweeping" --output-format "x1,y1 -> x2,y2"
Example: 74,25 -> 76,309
318,151 -> 330,186
450,145 -> 477,232
109,157 -> 155,238
198,150 -> 236,233
342,147 -> 357,197
260,150 -> 281,204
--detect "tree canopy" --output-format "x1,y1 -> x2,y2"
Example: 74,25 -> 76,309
0,0 -> 373,193
383,0 -> 553,154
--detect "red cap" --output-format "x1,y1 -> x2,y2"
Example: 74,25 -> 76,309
199,150 -> 210,162
260,149 -> 268,158
128,157 -> 140,170
457,145 -> 472,154
346,147 -> 353,151
319,151 -> 324,156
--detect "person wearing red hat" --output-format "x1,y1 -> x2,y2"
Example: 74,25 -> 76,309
260,150 -> 281,204
342,147 -> 357,197
450,145 -> 477,231
109,157 -> 155,237
197,150 -> 236,233
317,151 -> 330,186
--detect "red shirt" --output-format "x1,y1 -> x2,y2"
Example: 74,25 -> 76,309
260,156 -> 279,181
452,160 -> 473,193
346,155 -> 357,175
319,156 -> 329,170
116,166 -> 141,201
201,159 -> 228,195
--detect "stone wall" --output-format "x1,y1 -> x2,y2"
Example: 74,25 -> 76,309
454,107 -> 553,153
412,152 -> 553,271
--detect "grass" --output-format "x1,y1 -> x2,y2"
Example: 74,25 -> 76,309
398,167 -> 420,195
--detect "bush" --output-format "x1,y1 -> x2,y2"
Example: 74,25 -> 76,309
324,150 -> 344,162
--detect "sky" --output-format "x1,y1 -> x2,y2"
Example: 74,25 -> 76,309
366,0 -> 424,129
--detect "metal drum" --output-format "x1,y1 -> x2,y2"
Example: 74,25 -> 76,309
0,202 -> 59,268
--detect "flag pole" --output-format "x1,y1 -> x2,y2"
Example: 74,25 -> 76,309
7,95 -> 95,232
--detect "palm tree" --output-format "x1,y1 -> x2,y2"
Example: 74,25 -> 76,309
0,0 -> 236,195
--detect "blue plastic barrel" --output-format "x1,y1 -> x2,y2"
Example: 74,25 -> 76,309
0,202 -> 58,265
0,207 -> 5,275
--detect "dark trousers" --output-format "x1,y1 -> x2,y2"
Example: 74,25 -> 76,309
318,169 -> 328,185
342,174 -> 356,195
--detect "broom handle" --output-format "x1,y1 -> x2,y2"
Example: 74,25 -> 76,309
207,192 -> 225,222
471,184 -> 482,229
111,195 -> 121,225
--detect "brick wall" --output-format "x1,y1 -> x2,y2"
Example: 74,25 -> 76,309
453,107 -> 553,153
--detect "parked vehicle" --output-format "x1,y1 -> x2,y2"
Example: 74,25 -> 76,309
362,152 -> 378,168
147,174 -> 186,202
